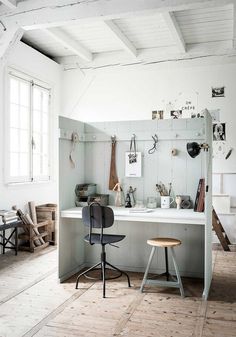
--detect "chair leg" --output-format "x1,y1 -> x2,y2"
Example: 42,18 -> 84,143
170,247 -> 185,298
106,261 -> 131,287
102,260 -> 106,298
75,261 -> 101,289
101,246 -> 106,298
140,246 -> 156,293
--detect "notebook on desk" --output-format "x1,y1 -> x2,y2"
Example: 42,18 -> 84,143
129,208 -> 153,213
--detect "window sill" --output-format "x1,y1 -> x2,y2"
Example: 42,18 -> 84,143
5,180 -> 54,187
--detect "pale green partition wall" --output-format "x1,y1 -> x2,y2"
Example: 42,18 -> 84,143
203,111 -> 213,299
59,117 -> 85,281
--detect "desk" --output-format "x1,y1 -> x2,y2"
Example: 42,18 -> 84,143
0,221 -> 22,255
60,207 -> 209,295
61,207 -> 205,225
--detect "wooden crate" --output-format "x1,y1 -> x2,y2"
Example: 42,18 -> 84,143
18,220 -> 50,253
35,204 -> 58,245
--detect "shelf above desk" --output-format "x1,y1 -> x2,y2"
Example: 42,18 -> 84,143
61,207 -> 205,225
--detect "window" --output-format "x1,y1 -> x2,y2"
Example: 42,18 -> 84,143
6,70 -> 51,183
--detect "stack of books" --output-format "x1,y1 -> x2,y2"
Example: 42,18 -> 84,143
0,210 -> 19,225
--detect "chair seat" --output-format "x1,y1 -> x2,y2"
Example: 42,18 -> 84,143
147,237 -> 181,247
84,233 -> 125,245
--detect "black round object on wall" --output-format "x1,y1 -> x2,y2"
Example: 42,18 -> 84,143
186,142 -> 201,158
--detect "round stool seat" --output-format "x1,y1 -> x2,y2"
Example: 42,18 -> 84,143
147,237 -> 181,248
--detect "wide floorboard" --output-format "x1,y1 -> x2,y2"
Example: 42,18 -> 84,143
0,246 -> 235,337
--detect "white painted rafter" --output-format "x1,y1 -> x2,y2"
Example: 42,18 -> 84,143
1,0 -> 234,31
0,0 -> 16,9
162,11 -> 186,53
44,27 -> 92,62
0,26 -> 23,64
104,20 -> 137,58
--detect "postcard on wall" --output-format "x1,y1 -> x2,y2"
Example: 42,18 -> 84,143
209,109 -> 220,122
170,110 -> 182,119
125,152 -> 142,177
212,86 -> 225,98
213,123 -> 226,141
152,110 -> 164,120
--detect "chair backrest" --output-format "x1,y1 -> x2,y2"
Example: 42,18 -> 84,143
82,202 -> 114,229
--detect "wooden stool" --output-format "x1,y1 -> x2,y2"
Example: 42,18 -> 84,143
140,237 -> 185,297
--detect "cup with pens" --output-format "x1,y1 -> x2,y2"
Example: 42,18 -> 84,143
156,182 -> 174,209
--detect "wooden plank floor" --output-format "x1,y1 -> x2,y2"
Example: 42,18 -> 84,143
0,247 -> 235,337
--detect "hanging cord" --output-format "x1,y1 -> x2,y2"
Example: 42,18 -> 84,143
148,134 -> 158,154
128,134 -> 137,163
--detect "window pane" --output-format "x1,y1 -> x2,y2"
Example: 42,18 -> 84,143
33,133 -> 41,154
42,156 -> 49,175
10,104 -> 19,128
10,128 -> 19,152
42,113 -> 48,133
33,87 -> 41,110
19,153 -> 29,176
20,82 -> 30,107
42,92 -> 49,112
33,110 -> 41,133
10,153 -> 19,176
20,130 -> 29,153
20,106 -> 30,130
10,78 -> 19,104
42,135 -> 48,154
33,154 -> 41,176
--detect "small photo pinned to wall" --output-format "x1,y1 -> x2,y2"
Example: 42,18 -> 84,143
213,122 -> 226,141
213,141 -> 226,158
152,111 -> 157,120
212,86 -> 225,98
170,110 -> 182,119
152,110 -> 164,120
209,109 -> 220,122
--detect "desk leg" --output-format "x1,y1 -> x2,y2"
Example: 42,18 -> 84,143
3,229 -> 5,254
15,227 -> 18,256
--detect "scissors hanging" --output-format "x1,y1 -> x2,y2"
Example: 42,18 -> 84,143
148,134 -> 158,154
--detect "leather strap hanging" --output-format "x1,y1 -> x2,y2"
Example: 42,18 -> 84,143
109,136 -> 118,190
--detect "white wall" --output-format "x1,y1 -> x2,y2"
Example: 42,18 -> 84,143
0,41 -> 62,212
61,60 -> 236,172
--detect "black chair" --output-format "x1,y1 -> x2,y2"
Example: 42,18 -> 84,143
75,202 -> 131,297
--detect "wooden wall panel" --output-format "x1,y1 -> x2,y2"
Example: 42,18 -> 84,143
83,118 -> 205,207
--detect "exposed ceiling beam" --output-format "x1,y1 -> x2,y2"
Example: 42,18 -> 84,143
44,27 -> 92,62
0,26 -> 23,64
56,40 -> 234,71
1,0 -> 234,31
103,20 -> 137,58
0,0 -> 16,9
162,11 -> 186,53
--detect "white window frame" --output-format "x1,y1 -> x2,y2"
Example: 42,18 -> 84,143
5,68 -> 52,184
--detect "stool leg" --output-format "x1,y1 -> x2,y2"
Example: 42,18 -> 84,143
165,247 -> 169,281
140,246 -> 156,293
170,247 -> 185,298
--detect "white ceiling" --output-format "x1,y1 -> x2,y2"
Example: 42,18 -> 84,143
21,3 -> 234,66
0,0 -> 234,67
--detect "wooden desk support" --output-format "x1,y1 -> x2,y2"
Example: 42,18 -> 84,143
59,207 -> 210,298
